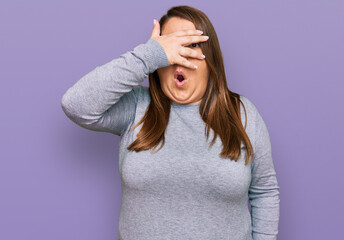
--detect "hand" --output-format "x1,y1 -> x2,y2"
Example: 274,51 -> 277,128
150,19 -> 209,69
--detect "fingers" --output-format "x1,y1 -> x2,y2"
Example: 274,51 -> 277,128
154,28 -> 208,69
180,35 -> 209,46
177,38 -> 207,69
172,29 -> 204,37
176,47 -> 205,69
150,19 -> 160,39
177,56 -> 198,69
180,47 -> 205,60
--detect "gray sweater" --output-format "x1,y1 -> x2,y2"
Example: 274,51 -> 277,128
61,38 -> 280,240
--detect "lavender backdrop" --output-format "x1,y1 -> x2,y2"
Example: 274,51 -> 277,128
1,0 -> 343,239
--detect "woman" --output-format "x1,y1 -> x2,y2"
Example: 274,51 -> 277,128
61,5 -> 280,240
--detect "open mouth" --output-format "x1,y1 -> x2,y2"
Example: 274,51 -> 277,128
177,75 -> 184,81
174,71 -> 187,87
174,71 -> 186,82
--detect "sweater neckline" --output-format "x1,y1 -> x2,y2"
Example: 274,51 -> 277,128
171,102 -> 201,109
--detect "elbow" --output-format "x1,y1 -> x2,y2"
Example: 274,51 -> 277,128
61,91 -> 71,116
60,90 -> 101,126
61,90 -> 78,119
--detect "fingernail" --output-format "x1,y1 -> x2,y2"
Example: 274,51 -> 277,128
153,19 -> 157,25
194,65 -> 198,69
201,54 -> 205,59
203,36 -> 209,40
197,30 -> 203,34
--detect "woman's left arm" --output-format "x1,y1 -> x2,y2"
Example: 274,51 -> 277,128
249,105 -> 280,240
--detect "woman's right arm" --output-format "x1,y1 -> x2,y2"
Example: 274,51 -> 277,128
60,38 -> 170,136
61,19 -> 208,136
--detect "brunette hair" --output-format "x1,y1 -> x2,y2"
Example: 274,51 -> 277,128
127,5 -> 254,165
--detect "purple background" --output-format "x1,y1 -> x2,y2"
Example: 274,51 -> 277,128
1,0 -> 343,239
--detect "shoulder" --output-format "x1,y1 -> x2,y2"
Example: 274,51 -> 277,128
238,95 -> 260,128
239,95 -> 260,113
238,95 -> 269,152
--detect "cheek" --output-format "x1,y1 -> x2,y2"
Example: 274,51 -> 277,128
195,63 -> 210,91
157,68 -> 172,92
194,60 -> 209,78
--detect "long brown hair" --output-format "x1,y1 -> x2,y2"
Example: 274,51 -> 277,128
127,5 -> 254,165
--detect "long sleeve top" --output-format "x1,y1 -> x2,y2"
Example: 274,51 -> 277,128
61,38 -> 280,240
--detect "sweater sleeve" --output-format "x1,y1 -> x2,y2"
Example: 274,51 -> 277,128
248,103 -> 280,240
60,38 -> 169,136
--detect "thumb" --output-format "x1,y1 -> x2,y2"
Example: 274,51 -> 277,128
150,19 -> 160,39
